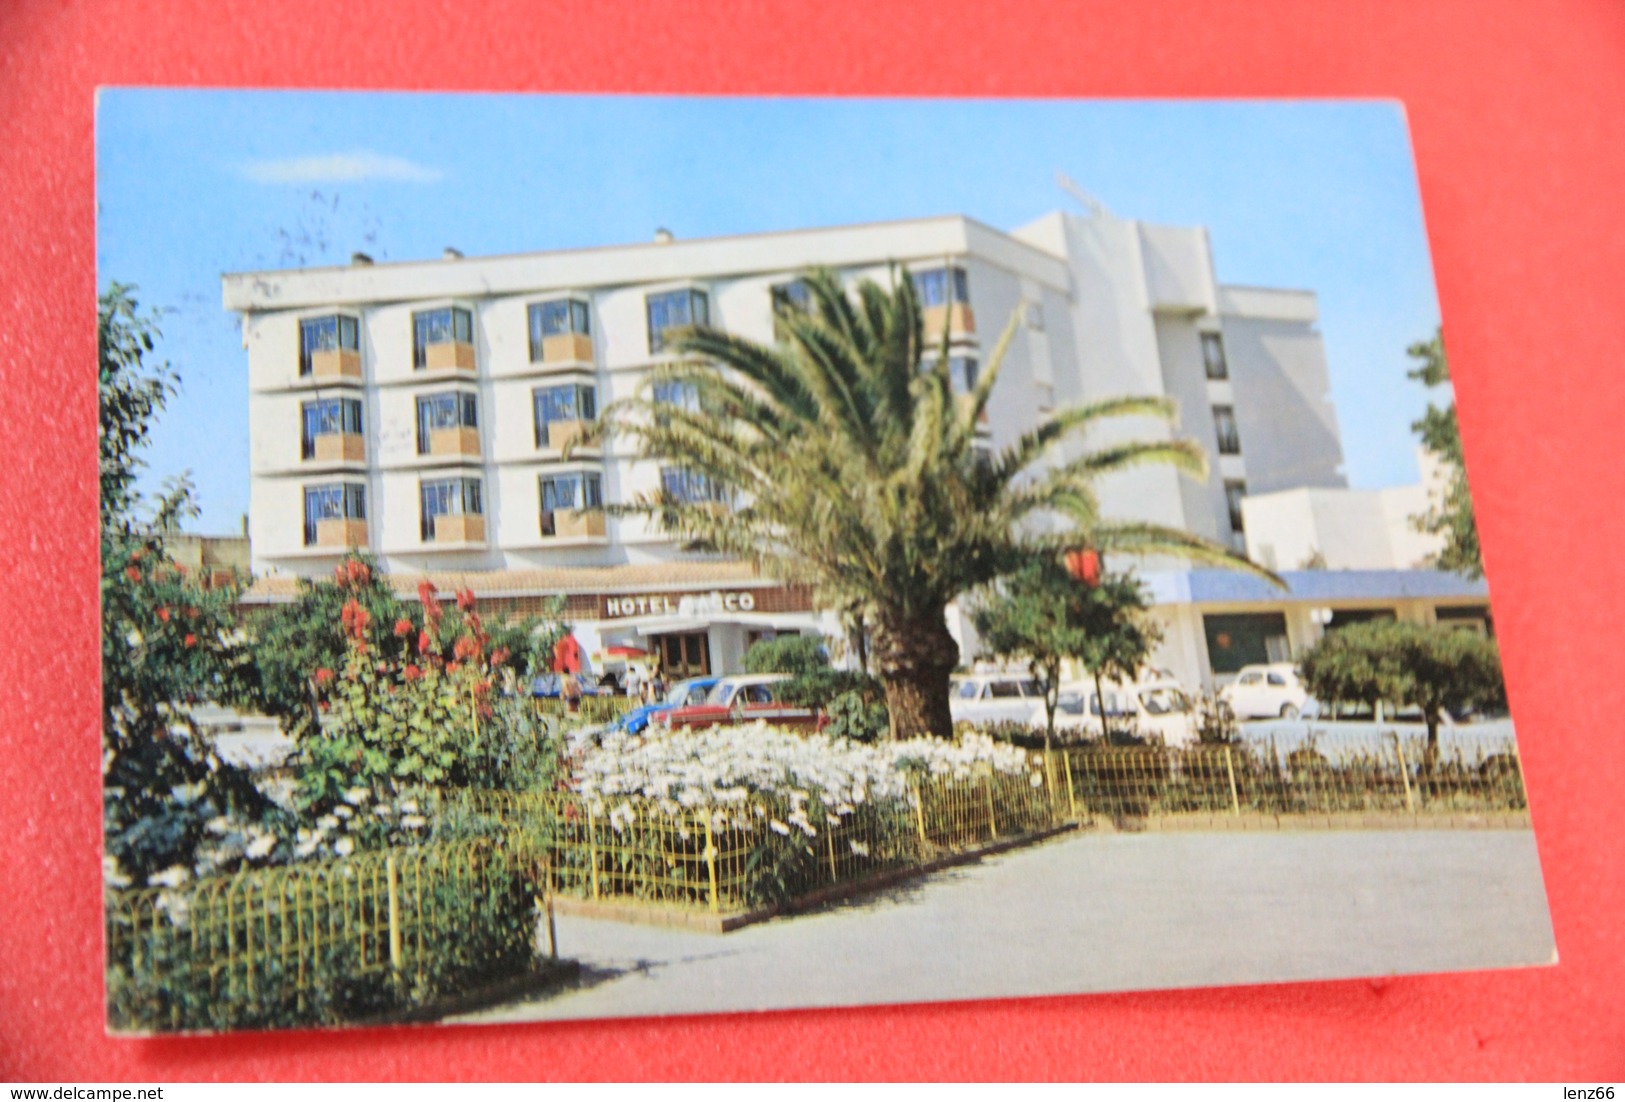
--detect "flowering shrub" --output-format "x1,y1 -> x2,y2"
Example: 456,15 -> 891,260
296,579 -> 563,857
578,724 -> 1035,834
573,724 -> 1041,906
100,283 -> 287,891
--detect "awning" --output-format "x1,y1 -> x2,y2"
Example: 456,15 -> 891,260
601,612 -> 826,638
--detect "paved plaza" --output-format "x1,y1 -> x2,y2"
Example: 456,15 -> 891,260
457,827 -> 1555,1024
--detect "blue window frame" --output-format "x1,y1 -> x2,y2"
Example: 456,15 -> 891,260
420,477 -> 483,540
528,299 -> 591,360
646,288 -> 709,354
298,315 -> 359,375
300,397 -> 364,459
533,384 -> 597,446
912,266 -> 970,308
651,379 -> 701,413
539,473 -> 603,535
416,392 -> 478,454
661,466 -> 727,505
412,307 -> 473,368
303,483 -> 366,545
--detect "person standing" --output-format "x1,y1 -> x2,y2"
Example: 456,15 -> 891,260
626,663 -> 643,703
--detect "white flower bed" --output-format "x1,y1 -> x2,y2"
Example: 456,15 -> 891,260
577,722 -> 1038,835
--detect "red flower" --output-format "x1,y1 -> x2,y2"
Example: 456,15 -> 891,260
340,598 -> 371,641
394,618 -> 414,638
418,630 -> 432,655
347,559 -> 370,587
314,667 -> 335,685
183,634 -> 197,648
318,700 -> 330,712
456,587 -> 476,612
1065,548 -> 1102,588
334,564 -> 347,587
447,662 -> 462,675
490,646 -> 511,666
157,607 -> 171,622
417,578 -> 438,606
453,635 -> 481,661
402,664 -> 423,682
124,566 -> 142,583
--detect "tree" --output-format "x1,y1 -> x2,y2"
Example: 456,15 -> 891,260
1408,329 -> 1483,578
973,561 -> 1160,748
744,634 -> 890,741
100,284 -> 282,889
1299,620 -> 1505,782
590,268 -> 1273,739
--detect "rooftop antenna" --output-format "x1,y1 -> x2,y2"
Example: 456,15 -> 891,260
1056,171 -> 1109,218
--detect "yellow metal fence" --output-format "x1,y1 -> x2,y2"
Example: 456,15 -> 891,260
532,695 -> 638,725
105,838 -> 535,1033
1057,734 -> 1526,821
106,734 -> 1529,1031
451,768 -> 1055,914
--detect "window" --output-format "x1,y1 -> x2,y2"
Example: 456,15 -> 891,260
1213,405 -> 1241,455
298,315 -> 359,376
420,477 -> 483,540
539,473 -> 603,535
770,279 -> 812,340
303,483 -> 366,546
300,398 -> 363,459
528,299 -> 590,361
1224,479 -> 1247,533
411,307 -> 473,368
912,265 -> 970,308
416,391 -> 478,454
1201,332 -> 1229,380
533,384 -> 597,446
652,379 -> 701,413
944,355 -> 979,394
661,466 -> 727,505
646,288 -> 709,354
956,681 -> 980,700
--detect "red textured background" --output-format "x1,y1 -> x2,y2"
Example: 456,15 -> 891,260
2,0 -> 1622,1080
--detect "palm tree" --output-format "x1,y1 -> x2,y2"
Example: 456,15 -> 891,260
588,268 -> 1274,739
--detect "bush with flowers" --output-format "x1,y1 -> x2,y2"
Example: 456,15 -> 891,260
100,284 -> 291,892
574,723 -> 1043,904
294,576 -> 565,858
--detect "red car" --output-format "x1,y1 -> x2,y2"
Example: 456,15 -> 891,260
657,673 -> 826,731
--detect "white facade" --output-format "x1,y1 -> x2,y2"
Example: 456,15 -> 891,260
226,206 -> 1359,681
1241,449 -> 1448,571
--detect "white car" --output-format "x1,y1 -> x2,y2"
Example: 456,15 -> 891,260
1056,679 -> 1199,746
949,673 -> 1047,727
1219,663 -> 1311,720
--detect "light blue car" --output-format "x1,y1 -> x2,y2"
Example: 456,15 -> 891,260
619,676 -> 721,734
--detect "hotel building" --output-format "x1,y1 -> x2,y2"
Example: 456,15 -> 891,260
224,206 -> 1490,687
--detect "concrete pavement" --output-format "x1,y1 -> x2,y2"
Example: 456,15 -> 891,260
454,827 -> 1554,1024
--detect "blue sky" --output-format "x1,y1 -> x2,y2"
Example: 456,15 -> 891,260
96,91 -> 1442,534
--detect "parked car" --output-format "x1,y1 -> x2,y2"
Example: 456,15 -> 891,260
619,676 -> 721,735
529,673 -> 601,699
1218,663 -> 1311,720
949,673 -> 1047,728
1055,679 -> 1199,746
657,673 -> 825,731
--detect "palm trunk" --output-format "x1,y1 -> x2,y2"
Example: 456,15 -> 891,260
874,611 -> 960,740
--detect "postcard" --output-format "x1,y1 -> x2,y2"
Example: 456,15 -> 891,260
96,90 -> 1553,1033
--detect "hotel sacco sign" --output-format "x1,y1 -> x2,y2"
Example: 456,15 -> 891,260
600,589 -> 773,619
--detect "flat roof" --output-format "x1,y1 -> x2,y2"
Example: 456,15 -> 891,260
221,213 -> 1074,312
